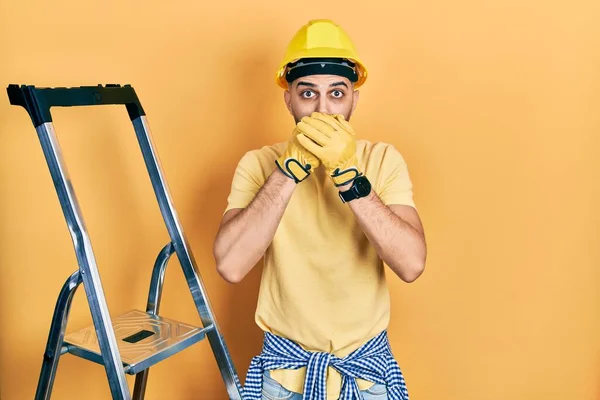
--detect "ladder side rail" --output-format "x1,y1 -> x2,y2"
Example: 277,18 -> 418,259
131,115 -> 244,398
35,270 -> 82,400
8,84 -> 136,399
132,242 -> 175,400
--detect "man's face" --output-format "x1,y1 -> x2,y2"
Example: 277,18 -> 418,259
284,74 -> 359,124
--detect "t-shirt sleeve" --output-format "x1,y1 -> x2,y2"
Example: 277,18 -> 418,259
223,150 -> 264,214
377,145 -> 416,209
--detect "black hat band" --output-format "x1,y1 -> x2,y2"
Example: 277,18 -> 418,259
285,58 -> 358,84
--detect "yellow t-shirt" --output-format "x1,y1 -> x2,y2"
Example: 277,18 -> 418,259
224,139 -> 416,399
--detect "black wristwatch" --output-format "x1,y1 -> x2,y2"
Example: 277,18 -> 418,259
339,175 -> 372,203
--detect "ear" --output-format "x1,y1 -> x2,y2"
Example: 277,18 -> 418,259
351,90 -> 360,115
284,88 -> 293,115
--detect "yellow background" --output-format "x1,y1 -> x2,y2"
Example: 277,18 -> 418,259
1,0 -> 599,399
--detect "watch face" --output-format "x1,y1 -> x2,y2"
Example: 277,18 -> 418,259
354,176 -> 371,196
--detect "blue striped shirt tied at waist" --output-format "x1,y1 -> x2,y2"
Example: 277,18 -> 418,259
243,330 -> 409,400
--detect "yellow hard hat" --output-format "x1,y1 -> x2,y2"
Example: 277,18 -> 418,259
275,19 -> 368,89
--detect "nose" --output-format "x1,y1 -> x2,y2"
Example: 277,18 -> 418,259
317,97 -> 330,114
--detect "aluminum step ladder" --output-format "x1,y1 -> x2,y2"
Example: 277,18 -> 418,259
6,84 -> 245,400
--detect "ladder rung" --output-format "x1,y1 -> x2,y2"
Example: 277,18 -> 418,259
63,310 -> 211,375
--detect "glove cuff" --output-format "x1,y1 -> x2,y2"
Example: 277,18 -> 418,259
330,166 -> 363,186
275,157 -> 312,183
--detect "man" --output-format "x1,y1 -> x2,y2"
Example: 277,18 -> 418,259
213,19 -> 426,400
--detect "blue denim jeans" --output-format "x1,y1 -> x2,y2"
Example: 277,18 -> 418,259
261,370 -> 388,400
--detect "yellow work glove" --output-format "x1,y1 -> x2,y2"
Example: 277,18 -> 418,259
296,112 -> 362,187
275,127 -> 321,183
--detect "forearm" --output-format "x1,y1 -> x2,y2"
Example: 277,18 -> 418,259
214,168 -> 296,283
345,189 -> 426,282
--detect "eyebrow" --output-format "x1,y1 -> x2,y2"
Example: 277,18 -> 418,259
296,81 -> 349,89
296,81 -> 317,88
330,81 -> 349,88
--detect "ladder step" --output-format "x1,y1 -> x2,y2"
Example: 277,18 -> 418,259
63,310 -> 211,375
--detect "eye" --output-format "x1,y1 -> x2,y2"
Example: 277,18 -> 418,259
331,90 -> 344,98
301,90 -> 316,99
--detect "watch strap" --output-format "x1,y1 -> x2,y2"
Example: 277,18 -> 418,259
339,187 -> 359,203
